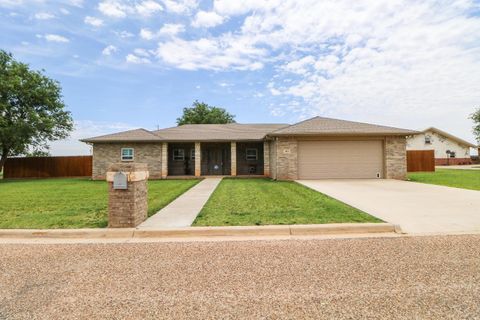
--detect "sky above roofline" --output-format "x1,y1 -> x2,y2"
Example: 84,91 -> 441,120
1,0 -> 479,155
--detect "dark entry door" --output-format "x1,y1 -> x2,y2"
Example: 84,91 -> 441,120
205,144 -> 230,175
208,147 -> 224,175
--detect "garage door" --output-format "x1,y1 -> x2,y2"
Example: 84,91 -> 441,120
298,140 -> 384,179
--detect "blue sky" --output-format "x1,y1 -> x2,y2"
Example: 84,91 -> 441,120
1,0 -> 479,155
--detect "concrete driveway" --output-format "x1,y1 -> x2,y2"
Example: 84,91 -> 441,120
297,179 -> 480,234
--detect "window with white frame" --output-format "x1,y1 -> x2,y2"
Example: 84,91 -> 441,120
246,148 -> 258,161
190,149 -> 195,160
425,135 -> 432,144
173,149 -> 185,161
121,148 -> 134,161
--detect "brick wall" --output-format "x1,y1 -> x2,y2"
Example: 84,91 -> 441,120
92,143 -> 163,180
269,140 -> 277,179
385,136 -> 407,180
435,158 -> 473,166
275,138 -> 298,180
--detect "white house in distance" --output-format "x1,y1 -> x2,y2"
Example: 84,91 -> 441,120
407,127 -> 477,165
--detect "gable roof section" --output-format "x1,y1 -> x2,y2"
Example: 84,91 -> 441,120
421,127 -> 477,148
81,128 -> 162,143
153,123 -> 289,141
269,116 -> 418,136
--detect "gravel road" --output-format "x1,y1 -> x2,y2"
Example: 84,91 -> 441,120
1,235 -> 479,319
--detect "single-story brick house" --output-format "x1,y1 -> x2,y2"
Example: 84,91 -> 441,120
81,116 -> 417,180
407,127 -> 477,165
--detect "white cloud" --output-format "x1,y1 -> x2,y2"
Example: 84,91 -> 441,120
60,8 -> 70,15
213,0 -> 276,16
156,35 -> 266,70
140,28 -> 155,40
133,48 -> 150,57
49,120 -> 135,156
43,34 -> 70,43
69,0 -> 84,7
98,0 -> 128,17
140,24 -> 184,40
192,10 -> 224,28
126,53 -> 151,64
117,30 -> 134,38
159,23 -> 185,36
135,0 -> 163,16
84,16 -> 104,27
34,12 -> 55,20
161,0 -> 197,14
102,45 -> 117,55
98,0 -> 163,18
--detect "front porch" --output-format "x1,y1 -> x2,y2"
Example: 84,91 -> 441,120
161,141 -> 270,178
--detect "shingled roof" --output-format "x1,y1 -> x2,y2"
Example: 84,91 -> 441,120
81,117 -> 416,143
153,123 -> 289,141
81,128 -> 161,143
269,116 -> 418,136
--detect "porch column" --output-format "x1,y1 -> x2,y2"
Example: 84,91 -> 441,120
161,142 -> 168,179
195,142 -> 201,177
264,141 -> 270,177
231,142 -> 237,176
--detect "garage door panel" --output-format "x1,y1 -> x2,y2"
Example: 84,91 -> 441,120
298,140 -> 383,179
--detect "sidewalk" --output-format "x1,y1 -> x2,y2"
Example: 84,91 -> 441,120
138,178 -> 222,228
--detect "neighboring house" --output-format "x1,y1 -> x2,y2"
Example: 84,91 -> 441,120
81,116 -> 417,180
407,127 -> 477,165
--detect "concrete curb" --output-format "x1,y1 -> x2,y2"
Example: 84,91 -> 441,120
0,223 -> 399,239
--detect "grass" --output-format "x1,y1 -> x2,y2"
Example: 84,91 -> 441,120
193,178 -> 381,226
408,169 -> 480,191
0,178 -> 200,229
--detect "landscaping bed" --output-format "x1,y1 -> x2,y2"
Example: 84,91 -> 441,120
193,178 -> 381,226
0,178 -> 200,229
408,169 -> 480,191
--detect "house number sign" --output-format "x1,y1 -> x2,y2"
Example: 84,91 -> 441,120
113,171 -> 128,190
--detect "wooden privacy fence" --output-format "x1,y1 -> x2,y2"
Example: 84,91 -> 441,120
407,150 -> 435,172
3,156 -> 92,178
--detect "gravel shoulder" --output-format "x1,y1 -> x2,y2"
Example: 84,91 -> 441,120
1,235 -> 479,319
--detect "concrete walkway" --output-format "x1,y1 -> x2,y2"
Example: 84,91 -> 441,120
297,179 -> 480,234
138,178 -> 222,228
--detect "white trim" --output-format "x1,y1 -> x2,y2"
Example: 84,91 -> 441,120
173,148 -> 185,161
246,148 -> 258,161
121,147 -> 134,161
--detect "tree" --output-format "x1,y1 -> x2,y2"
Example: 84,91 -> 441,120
471,107 -> 480,143
25,149 -> 51,157
176,100 -> 235,125
0,50 -> 73,170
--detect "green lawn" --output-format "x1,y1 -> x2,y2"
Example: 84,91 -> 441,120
193,178 -> 381,226
408,169 -> 480,191
0,178 -> 199,229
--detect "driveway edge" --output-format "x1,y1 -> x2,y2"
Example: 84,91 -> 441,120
0,223 -> 398,239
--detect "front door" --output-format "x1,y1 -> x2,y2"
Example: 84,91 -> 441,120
204,143 -> 231,175
207,147 -> 224,175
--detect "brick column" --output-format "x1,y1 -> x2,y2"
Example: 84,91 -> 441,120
231,142 -> 237,176
195,142 -> 201,177
161,142 -> 168,179
264,141 -> 270,177
106,163 -> 148,228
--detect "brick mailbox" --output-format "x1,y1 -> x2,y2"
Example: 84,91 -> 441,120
106,163 -> 149,228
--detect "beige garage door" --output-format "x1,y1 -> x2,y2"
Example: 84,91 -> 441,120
298,140 -> 384,179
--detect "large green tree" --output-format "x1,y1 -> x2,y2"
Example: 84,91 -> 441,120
471,107 -> 480,143
0,50 -> 73,169
176,100 -> 235,125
